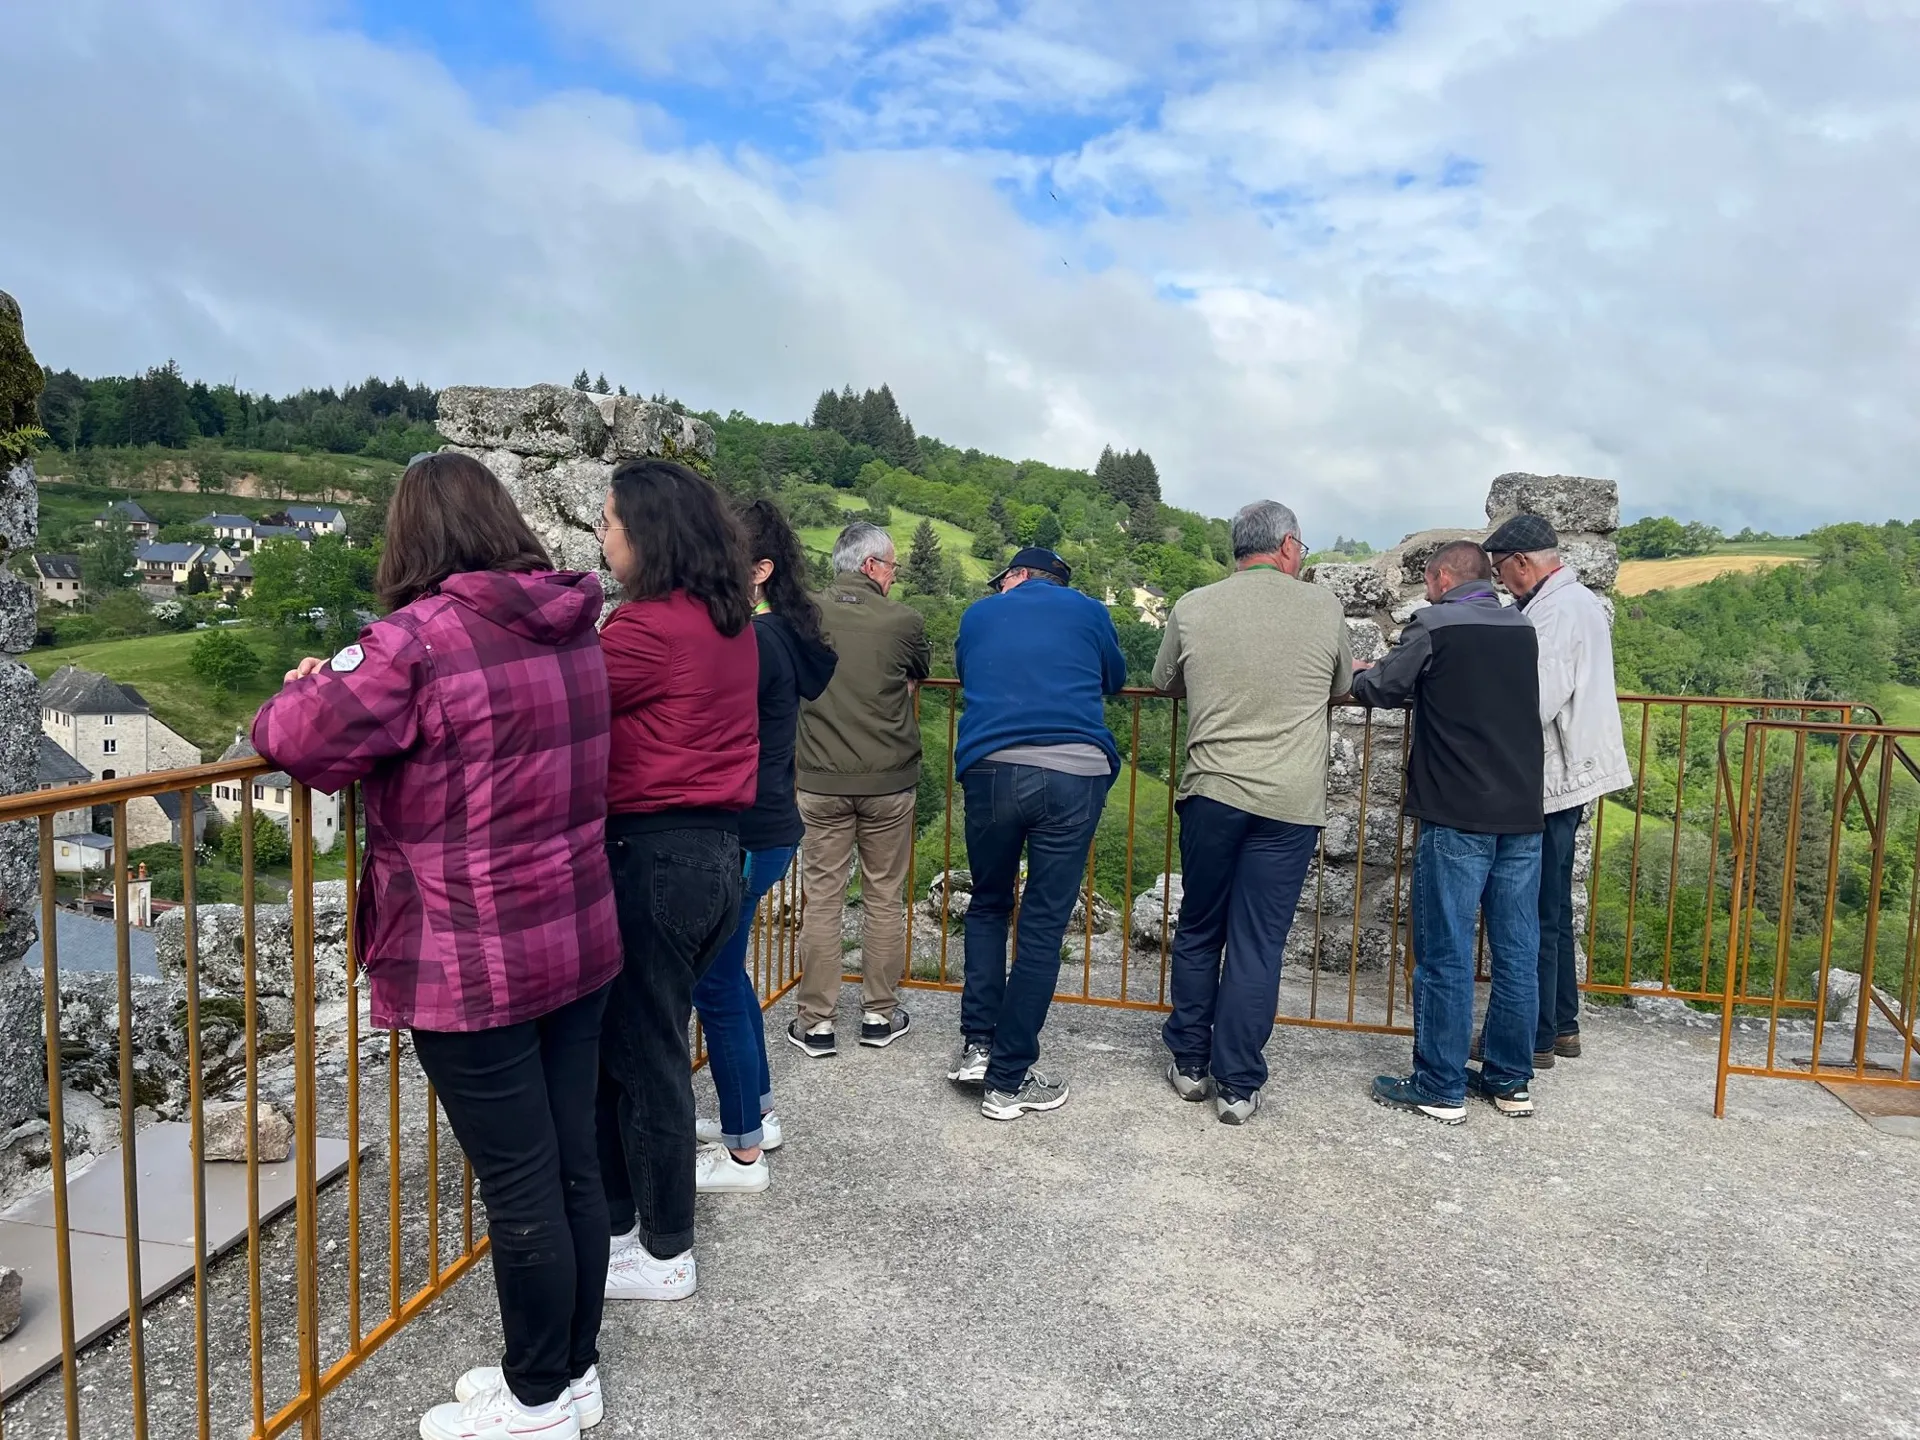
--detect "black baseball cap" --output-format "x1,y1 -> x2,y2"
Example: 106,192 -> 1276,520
989,546 -> 1072,591
1484,513 -> 1559,560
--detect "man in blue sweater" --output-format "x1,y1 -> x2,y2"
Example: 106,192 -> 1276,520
949,547 -> 1127,1120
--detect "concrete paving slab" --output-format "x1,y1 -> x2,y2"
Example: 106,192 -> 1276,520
0,1123 -> 353,1400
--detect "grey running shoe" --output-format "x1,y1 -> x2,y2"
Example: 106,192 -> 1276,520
786,1020 -> 836,1059
860,1008 -> 912,1048
947,1039 -> 990,1085
1215,1088 -> 1260,1125
1167,1061 -> 1214,1102
980,1069 -> 1069,1121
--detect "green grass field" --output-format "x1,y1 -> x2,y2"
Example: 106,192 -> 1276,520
799,495 -> 993,584
25,628 -> 288,758
1709,539 -> 1819,558
1876,683 -> 1920,729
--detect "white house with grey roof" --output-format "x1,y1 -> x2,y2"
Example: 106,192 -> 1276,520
283,504 -> 347,536
32,553 -> 86,607
94,499 -> 158,541
195,512 -> 256,543
215,731 -> 340,853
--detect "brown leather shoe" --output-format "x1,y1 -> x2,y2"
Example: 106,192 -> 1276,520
1532,1050 -> 1556,1070
1553,1033 -> 1582,1059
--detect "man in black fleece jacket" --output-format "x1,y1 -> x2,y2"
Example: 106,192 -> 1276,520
1348,540 -> 1544,1125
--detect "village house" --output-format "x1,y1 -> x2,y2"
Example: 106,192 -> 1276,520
195,511 -> 256,544
225,558 -> 255,597
214,731 -> 340,853
93,499 -> 158,542
31,553 -> 85,607
40,666 -> 205,849
283,504 -> 348,537
38,734 -> 94,838
134,541 -> 208,596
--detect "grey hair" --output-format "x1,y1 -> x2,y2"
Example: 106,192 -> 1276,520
1231,500 -> 1302,560
832,521 -> 895,574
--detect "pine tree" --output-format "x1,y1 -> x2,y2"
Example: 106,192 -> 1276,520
904,519 -> 943,594
987,493 -> 1012,535
593,374 -> 611,394
1094,445 -> 1120,501
1033,511 -> 1063,550
809,388 -> 844,432
617,384 -> 627,396
572,370 -> 592,391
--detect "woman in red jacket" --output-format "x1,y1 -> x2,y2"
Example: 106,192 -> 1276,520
593,459 -> 760,1304
253,453 -> 619,1440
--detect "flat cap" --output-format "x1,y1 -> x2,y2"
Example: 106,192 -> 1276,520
1483,513 -> 1559,557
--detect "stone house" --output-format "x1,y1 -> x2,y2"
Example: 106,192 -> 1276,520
214,732 -> 341,854
134,541 -> 209,596
40,665 -> 202,785
93,499 -> 157,541
31,553 -> 85,607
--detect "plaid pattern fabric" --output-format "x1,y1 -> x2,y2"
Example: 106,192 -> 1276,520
253,570 -> 622,1032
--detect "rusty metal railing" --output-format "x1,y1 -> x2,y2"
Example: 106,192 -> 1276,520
1711,715 -> 1920,1114
0,763 -> 485,1439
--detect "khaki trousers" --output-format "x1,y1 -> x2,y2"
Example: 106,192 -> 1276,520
795,788 -> 917,1027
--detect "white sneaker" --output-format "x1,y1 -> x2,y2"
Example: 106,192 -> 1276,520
695,1113 -> 784,1150
455,1366 -> 602,1430
604,1228 -> 696,1301
694,1142 -> 770,1194
419,1378 -> 578,1439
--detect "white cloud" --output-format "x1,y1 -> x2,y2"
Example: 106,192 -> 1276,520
3,0 -> 1918,542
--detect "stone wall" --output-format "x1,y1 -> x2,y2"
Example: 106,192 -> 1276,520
434,384 -> 718,585
0,290 -> 46,1139
1297,473 -> 1620,982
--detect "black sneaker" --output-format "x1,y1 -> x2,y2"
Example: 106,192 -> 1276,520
786,1020 -> 836,1059
1369,1074 -> 1466,1125
859,1009 -> 911,1048
1466,1068 -> 1535,1118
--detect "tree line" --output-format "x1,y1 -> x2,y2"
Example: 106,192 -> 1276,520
35,363 -> 440,462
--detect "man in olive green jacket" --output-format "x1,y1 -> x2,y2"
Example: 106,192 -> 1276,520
791,522 -> 932,1058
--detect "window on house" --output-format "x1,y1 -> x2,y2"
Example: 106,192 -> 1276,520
275,788 -> 288,805
102,769 -> 115,780
103,715 -> 114,726
253,785 -> 264,800
102,739 -> 117,755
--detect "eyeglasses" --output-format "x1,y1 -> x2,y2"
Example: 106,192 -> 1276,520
594,516 -> 625,540
865,556 -> 897,573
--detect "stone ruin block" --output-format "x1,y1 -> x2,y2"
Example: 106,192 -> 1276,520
1561,536 -> 1620,592
1345,618 -> 1389,666
1486,472 -> 1620,536
1307,562 -> 1396,617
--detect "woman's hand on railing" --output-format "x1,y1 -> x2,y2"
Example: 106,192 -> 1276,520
284,656 -> 328,684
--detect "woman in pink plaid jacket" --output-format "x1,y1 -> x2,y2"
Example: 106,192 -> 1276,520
253,452 -> 621,1440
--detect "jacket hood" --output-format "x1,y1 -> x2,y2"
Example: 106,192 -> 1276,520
758,611 -> 839,701
437,569 -> 606,645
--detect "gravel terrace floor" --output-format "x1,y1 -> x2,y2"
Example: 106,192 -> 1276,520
6,983 -> 1918,1440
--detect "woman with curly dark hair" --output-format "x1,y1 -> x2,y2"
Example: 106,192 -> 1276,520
690,499 -> 837,1190
593,460 -> 758,1304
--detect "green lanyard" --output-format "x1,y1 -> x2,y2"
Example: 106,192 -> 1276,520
753,599 -> 772,615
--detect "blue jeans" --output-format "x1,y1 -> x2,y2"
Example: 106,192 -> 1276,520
691,846 -> 794,1151
1535,807 -> 1583,1052
1161,796 -> 1319,1099
1411,823 -> 1542,1104
961,763 -> 1113,1093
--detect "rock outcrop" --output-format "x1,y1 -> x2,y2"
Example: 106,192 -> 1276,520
436,384 -> 717,585
0,291 -> 44,1142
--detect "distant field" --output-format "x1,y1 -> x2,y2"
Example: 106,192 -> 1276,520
26,628 -> 287,758
1615,554 -> 1808,595
801,497 -> 993,584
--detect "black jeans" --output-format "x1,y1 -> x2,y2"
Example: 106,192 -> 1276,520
960,762 -> 1113,1093
1535,806 -> 1584,1052
1161,796 -> 1319,1099
597,820 -> 742,1257
411,982 -> 612,1409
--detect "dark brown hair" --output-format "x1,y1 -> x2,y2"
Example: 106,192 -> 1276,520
607,459 -> 752,637
738,498 -> 831,651
1426,539 -> 1494,588
374,452 -> 552,611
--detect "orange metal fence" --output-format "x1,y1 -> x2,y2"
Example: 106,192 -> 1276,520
5,689 -> 1917,1434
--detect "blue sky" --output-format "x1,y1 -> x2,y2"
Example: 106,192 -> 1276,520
4,0 -> 1918,539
